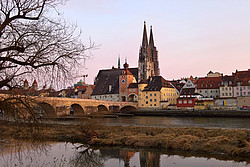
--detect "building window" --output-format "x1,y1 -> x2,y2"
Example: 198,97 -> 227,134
142,104 -> 144,106
146,101 -> 148,104
154,104 -> 156,106
226,93 -> 228,96
133,89 -> 136,92
237,87 -> 239,90
222,93 -> 224,96
129,89 -> 132,92
210,84 -> 212,87
222,87 -> 224,91
244,92 -> 246,95
188,100 -> 192,104
150,99 -> 152,102
154,99 -> 157,102
150,104 -> 152,106
154,93 -> 156,96
146,96 -> 148,99
184,100 -> 187,104
179,100 -> 182,104
237,92 -> 239,96
150,94 -> 152,96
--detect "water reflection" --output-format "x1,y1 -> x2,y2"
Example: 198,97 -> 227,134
70,145 -> 105,167
140,151 -> 160,167
1,140 -> 249,167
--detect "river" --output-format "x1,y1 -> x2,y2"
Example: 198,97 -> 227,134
0,140 -> 249,167
100,116 -> 250,129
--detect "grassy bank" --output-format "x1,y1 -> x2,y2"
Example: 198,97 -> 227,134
0,120 -> 249,158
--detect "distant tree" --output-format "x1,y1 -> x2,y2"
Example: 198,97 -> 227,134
0,0 -> 93,121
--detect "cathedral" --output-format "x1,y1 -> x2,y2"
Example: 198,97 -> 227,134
91,22 -> 160,102
138,21 -> 160,82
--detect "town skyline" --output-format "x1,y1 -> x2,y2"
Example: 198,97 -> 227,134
59,0 -> 250,84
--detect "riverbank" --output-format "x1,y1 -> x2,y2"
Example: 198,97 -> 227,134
0,120 -> 249,159
129,110 -> 250,117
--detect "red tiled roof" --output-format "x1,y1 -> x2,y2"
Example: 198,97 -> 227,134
197,77 -> 222,89
233,69 -> 250,86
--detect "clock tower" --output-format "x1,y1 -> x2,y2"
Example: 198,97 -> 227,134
119,61 -> 134,101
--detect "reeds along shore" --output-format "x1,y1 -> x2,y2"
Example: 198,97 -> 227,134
0,120 -> 250,157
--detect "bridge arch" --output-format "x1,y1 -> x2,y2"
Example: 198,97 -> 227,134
70,103 -> 85,116
120,105 -> 137,113
97,105 -> 109,112
34,102 -> 56,117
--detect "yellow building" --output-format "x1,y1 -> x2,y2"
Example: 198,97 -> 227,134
194,99 -> 214,110
138,76 -> 178,109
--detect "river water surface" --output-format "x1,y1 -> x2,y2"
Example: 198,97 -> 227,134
0,140 -> 249,167
101,116 -> 250,129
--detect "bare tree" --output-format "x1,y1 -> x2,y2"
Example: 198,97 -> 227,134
0,0 -> 93,121
0,0 -> 92,90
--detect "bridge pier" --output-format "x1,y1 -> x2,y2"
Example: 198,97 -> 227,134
109,105 -> 120,112
85,106 -> 98,113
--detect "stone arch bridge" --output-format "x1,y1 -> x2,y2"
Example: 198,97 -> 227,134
37,97 -> 138,117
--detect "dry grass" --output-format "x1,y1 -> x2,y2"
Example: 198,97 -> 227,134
91,126 -> 250,156
1,120 -> 249,156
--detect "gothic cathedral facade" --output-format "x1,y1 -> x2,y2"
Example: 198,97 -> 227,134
138,22 -> 160,82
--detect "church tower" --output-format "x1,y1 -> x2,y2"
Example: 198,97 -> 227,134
119,60 -> 134,101
138,22 -> 160,83
149,25 -> 160,76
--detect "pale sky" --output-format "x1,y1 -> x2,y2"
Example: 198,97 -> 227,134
59,0 -> 250,84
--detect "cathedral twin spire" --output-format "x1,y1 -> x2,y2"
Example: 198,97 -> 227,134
138,21 -> 160,82
142,21 -> 155,48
